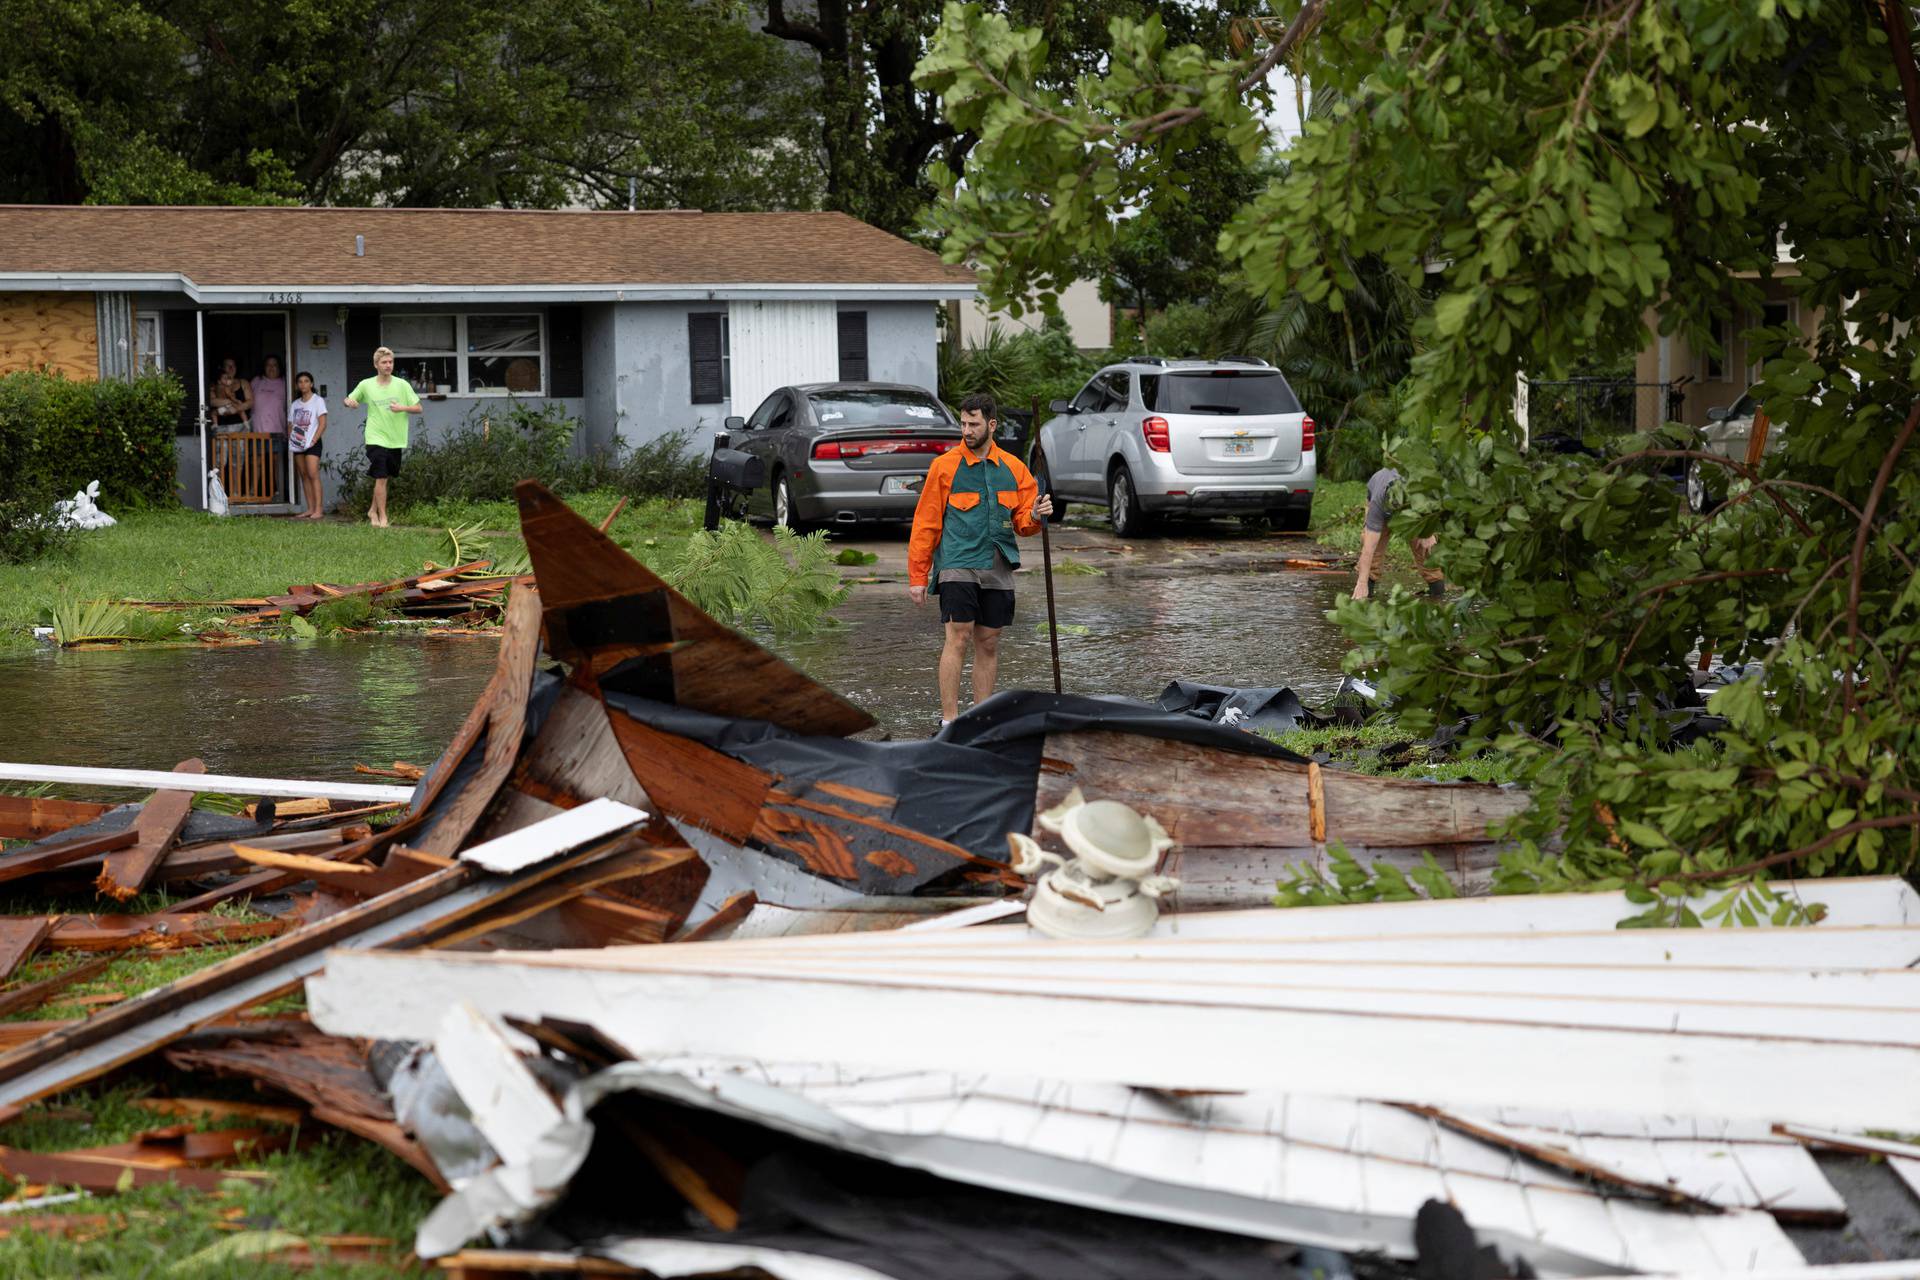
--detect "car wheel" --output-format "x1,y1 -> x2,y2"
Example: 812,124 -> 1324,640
1685,460 -> 1718,514
772,472 -> 810,533
1269,506 -> 1312,533
1108,465 -> 1149,538
1033,451 -> 1067,524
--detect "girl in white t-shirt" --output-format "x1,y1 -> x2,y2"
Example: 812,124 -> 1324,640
289,372 -> 330,520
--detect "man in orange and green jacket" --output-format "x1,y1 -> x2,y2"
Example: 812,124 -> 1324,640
908,393 -> 1054,729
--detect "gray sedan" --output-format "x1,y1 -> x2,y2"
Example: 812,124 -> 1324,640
732,383 -> 1007,530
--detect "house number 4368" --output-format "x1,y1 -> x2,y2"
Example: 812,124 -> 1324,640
268,292 -> 304,304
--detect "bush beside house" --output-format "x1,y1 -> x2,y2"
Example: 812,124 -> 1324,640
0,370 -> 183,562
327,403 -> 706,516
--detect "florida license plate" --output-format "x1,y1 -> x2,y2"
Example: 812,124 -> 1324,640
882,475 -> 924,494
1223,439 -> 1255,456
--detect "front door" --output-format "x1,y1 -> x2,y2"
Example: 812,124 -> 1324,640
202,311 -> 293,507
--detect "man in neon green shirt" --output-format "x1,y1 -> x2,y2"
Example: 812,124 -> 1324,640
343,346 -> 422,528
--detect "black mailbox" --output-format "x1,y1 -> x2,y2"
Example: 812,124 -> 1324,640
709,447 -> 764,492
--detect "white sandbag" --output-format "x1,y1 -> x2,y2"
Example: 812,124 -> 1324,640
51,480 -> 117,530
207,470 -> 229,516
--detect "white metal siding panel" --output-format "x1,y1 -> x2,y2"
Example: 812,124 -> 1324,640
727,300 -> 837,417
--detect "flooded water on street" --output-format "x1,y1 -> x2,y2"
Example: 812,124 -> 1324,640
783,566 -> 1356,739
0,635 -> 498,782
0,532 -> 1361,773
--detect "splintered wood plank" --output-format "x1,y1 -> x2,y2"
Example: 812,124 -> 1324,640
604,710 -> 771,843
0,954 -> 116,1018
0,918 -> 55,982
1038,732 -> 1532,849
94,759 -> 206,900
413,587 -> 542,858
0,1145 -> 251,1193
164,1024 -> 448,1191
0,794 -> 113,840
515,479 -> 871,737
231,844 -> 375,877
545,895 -> 678,946
0,828 -> 136,886
46,913 -> 287,953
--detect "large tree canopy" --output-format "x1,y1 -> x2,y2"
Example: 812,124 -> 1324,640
922,0 -> 1920,904
0,0 -> 825,209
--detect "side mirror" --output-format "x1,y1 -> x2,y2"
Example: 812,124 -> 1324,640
723,415 -> 746,431
1705,406 -> 1729,423
1049,400 -> 1076,414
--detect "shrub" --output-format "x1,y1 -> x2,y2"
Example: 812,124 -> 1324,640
660,521 -> 847,634
939,321 -> 1102,417
0,369 -> 180,563
328,403 -> 704,514
1141,302 -> 1218,359
0,369 -> 182,508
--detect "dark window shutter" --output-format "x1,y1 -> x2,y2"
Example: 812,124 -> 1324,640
161,310 -> 198,435
837,310 -> 869,382
547,306 -> 583,398
346,308 -> 382,390
689,312 -> 724,404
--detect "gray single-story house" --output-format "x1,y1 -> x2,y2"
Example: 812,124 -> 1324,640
0,205 -> 977,510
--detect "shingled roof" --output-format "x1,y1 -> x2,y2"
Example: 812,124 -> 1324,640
0,205 -> 977,300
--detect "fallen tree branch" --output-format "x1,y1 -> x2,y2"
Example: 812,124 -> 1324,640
1844,398 -> 1920,713
1654,812 -> 1920,885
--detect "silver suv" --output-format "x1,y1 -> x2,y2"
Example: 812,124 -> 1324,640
1035,358 -> 1316,536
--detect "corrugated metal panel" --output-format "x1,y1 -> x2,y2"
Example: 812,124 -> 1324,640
728,300 -> 837,417
619,1060 -> 1813,1274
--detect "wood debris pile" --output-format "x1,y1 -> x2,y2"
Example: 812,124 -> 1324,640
0,481 -> 1913,1278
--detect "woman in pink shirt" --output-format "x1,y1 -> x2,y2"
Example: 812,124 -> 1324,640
251,356 -> 290,504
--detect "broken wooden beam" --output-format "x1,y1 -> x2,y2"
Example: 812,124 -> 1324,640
45,912 -> 288,953
0,827 -> 136,886
0,812 -> 664,1110
94,758 -> 206,900
0,954 -> 116,1018
0,1144 -> 261,1193
0,794 -> 113,840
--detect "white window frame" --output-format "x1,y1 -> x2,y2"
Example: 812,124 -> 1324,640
135,313 -> 162,374
383,312 -> 547,397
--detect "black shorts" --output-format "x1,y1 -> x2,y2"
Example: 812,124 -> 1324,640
937,581 -> 1015,629
293,437 -> 324,458
366,445 -> 404,479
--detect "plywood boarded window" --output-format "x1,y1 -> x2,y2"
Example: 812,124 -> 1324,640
0,293 -> 98,379
837,311 -> 869,382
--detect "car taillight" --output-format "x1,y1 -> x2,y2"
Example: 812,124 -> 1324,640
1142,417 -> 1170,452
1301,416 -> 1315,452
812,439 -> 952,460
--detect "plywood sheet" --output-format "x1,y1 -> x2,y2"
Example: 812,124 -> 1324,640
0,292 -> 97,379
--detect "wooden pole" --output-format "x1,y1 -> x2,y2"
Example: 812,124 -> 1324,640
1027,394 -> 1062,693
1040,518 -> 1063,694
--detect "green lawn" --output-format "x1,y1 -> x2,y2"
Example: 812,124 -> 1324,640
0,494 -> 705,653
0,1082 -> 434,1278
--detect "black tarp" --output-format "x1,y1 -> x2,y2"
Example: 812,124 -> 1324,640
604,687 -> 1306,867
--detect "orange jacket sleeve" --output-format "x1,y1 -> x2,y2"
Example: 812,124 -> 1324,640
907,453 -> 955,587
1007,452 -> 1042,537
